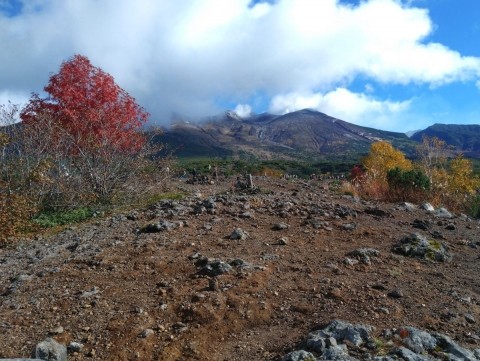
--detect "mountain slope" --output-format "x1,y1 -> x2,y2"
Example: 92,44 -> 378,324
412,124 -> 480,157
157,109 -> 415,159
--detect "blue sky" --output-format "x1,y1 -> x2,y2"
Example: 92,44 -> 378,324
0,0 -> 479,132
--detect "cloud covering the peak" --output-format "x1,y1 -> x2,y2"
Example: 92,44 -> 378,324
0,0 -> 479,130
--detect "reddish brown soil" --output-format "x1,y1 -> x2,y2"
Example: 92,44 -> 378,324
1,177 -> 479,360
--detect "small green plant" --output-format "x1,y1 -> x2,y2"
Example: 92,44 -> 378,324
33,207 -> 95,228
470,195 -> 480,219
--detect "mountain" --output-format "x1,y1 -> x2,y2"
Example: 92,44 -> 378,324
157,109 -> 415,160
411,124 -> 480,157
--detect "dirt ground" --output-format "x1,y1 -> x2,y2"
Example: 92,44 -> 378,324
1,177 -> 479,360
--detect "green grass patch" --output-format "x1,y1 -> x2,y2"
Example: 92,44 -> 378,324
33,207 -> 95,228
144,192 -> 185,204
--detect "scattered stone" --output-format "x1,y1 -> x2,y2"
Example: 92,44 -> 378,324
371,284 -> 387,291
434,207 -> 453,219
282,321 -> 480,361
343,257 -> 359,266
412,219 -> 430,231
400,202 -> 417,211
33,338 -> 67,361
392,233 -> 452,262
195,258 -> 233,277
281,350 -> 318,361
277,237 -> 289,245
378,307 -> 390,315
387,289 -> 404,299
303,320 -> 373,352
229,228 -> 249,241
50,326 -> 64,335
67,341 -> 84,353
139,328 -> 155,338
272,222 -> 289,231
346,248 -> 380,265
421,202 -> 435,212
434,333 -> 478,361
172,322 -> 188,333
445,223 -> 456,230
341,223 -> 356,231
364,208 -> 392,218
80,286 -> 99,298
465,314 -> 476,324
141,220 -> 178,233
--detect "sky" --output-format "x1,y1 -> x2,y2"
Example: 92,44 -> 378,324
0,0 -> 479,132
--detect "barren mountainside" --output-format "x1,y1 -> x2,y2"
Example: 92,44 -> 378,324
158,109 -> 415,159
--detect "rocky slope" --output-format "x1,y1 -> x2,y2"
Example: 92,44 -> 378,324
157,110 -> 415,159
1,177 -> 480,360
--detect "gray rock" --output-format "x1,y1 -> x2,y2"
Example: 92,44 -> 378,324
139,328 -> 155,338
434,333 -> 478,361
196,260 -> 233,277
421,203 -> 435,212
445,223 -> 456,230
273,222 -> 289,231
400,202 -> 417,212
343,258 -> 359,266
346,248 -> 380,265
392,233 -> 452,262
341,223 -> 357,231
391,346 -> 435,361
401,327 -> 437,353
229,228 -> 249,240
304,320 -> 373,352
80,286 -> 99,298
281,350 -> 318,361
434,207 -> 453,219
141,220 -> 177,233
322,345 -> 357,361
33,338 -> 67,361
387,289 -> 404,299
278,237 -> 289,245
304,332 -> 326,353
67,341 -> 84,353
282,321 -> 480,361
464,314 -> 476,324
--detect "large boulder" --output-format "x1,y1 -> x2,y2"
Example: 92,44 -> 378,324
32,338 -> 67,361
392,233 -> 451,262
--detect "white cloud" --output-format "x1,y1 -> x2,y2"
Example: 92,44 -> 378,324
234,103 -> 252,118
0,91 -> 28,124
0,0 -> 479,128
269,88 -> 411,130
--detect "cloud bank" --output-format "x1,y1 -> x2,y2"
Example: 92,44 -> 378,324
0,0 -> 479,130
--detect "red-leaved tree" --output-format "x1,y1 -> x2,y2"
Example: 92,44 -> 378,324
19,55 -> 153,205
21,54 -> 148,153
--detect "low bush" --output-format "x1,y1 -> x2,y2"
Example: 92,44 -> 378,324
0,192 -> 36,243
32,207 -> 95,228
387,167 -> 430,202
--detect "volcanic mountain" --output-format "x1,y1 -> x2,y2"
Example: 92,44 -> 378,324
158,109 -> 415,160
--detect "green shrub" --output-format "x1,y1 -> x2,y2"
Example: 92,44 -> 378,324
33,207 -> 95,228
470,195 -> 480,219
387,167 -> 430,202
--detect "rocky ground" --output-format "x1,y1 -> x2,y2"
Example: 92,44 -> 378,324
1,177 -> 480,361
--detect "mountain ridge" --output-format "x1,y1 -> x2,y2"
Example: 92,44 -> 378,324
158,109 -> 415,159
